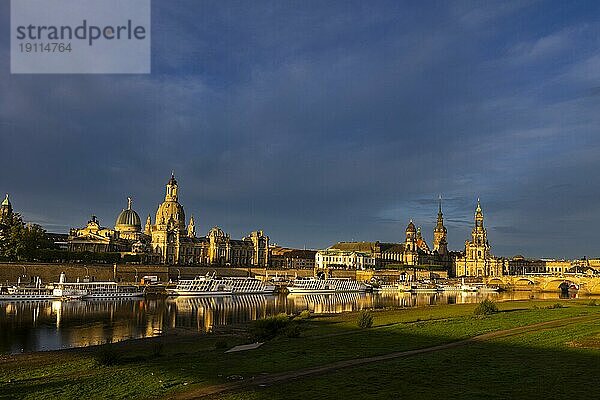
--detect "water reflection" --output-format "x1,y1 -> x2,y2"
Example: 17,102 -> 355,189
0,291 -> 595,354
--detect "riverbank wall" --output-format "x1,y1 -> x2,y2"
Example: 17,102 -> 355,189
0,262 -> 448,285
0,262 -> 317,284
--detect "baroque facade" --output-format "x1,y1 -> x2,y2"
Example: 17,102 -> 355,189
453,199 -> 505,277
68,174 -> 269,267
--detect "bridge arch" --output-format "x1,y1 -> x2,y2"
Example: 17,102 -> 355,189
514,278 -> 535,287
542,278 -> 578,292
487,278 -> 504,285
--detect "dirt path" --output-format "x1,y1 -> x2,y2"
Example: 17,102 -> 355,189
174,314 -> 598,399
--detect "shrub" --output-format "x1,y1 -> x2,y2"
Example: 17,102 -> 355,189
587,299 -> 598,307
294,310 -> 311,321
474,299 -> 499,316
546,303 -> 564,309
250,313 -> 291,341
357,310 -> 374,329
95,347 -> 120,366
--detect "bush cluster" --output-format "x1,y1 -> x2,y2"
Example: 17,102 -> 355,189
474,299 -> 499,316
251,311 -> 311,341
293,310 -> 311,321
357,310 -> 374,329
546,303 -> 564,309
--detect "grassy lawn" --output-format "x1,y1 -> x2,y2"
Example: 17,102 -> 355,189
0,299 -> 599,399
213,312 -> 600,399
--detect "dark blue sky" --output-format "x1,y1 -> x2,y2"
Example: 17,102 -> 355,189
1,1 -> 600,259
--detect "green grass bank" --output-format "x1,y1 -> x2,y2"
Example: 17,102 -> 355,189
1,299 -> 599,399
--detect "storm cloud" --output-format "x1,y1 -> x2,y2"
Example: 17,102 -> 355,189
1,0 -> 599,259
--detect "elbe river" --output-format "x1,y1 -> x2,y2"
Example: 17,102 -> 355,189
0,291 -> 590,354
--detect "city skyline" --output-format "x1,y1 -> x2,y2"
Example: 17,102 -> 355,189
2,1 -> 600,258
0,177 -> 592,262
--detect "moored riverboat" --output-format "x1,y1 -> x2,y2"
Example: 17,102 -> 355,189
374,283 -> 412,292
437,284 -> 462,292
168,275 -> 233,296
410,283 -> 440,293
476,285 -> 500,292
215,277 -> 276,294
51,273 -> 144,299
287,277 -> 368,294
0,286 -> 57,301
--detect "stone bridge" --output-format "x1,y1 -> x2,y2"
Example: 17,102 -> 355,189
484,274 -> 600,295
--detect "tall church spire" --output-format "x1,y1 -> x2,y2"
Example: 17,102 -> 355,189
475,197 -> 484,228
433,195 -> 448,254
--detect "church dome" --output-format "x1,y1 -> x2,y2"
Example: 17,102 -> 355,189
155,200 -> 186,230
115,198 -> 141,232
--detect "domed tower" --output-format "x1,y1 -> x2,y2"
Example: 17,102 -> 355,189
1,194 -> 13,224
115,197 -> 142,240
405,220 -> 417,251
433,195 -> 448,255
154,173 -> 186,232
151,173 -> 188,264
403,220 -> 419,266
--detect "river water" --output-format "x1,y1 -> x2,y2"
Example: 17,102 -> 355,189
0,291 -> 592,354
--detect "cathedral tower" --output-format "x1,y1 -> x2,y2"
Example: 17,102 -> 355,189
433,195 -> 448,255
470,198 -> 488,254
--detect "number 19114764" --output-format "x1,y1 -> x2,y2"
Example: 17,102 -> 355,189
19,42 -> 72,52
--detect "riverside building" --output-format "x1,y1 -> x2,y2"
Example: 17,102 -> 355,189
68,174 -> 269,267
315,198 -> 452,271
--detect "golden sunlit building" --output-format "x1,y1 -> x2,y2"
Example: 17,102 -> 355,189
68,174 -> 269,267
453,199 -> 505,277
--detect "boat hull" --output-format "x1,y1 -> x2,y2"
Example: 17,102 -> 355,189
0,295 -> 57,301
84,292 -> 145,299
169,290 -> 233,296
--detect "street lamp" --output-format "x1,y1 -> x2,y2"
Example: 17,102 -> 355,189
176,268 -> 181,281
